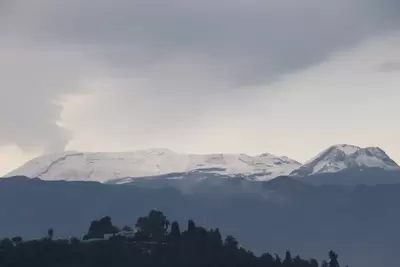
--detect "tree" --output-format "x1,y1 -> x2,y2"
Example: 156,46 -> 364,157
208,228 -> 223,247
135,210 -> 170,243
328,251 -> 340,267
168,221 -> 181,243
293,255 -> 307,266
87,216 -> 119,239
188,220 -> 196,233
224,235 -> 238,250
283,250 -> 293,266
260,253 -> 275,265
47,228 -> 54,240
11,236 -> 22,244
0,210 -> 345,267
309,258 -> 319,267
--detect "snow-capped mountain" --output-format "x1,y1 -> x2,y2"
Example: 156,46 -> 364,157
6,144 -> 399,183
290,144 -> 400,177
6,149 -> 301,183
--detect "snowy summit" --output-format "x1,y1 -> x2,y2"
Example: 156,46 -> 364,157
290,144 -> 400,177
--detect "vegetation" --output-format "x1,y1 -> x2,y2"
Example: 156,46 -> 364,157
0,210 -> 342,267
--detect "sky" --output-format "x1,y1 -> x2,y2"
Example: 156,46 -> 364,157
0,0 -> 400,175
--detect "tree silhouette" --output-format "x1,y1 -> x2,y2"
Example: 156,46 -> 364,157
283,250 -> 293,266
86,216 -> 119,239
135,210 -> 170,243
260,253 -> 275,265
168,221 -> 181,243
328,251 -> 340,267
47,228 -> 54,240
208,228 -> 223,248
224,235 -> 239,250
0,210 -> 349,267
187,220 -> 196,233
309,258 -> 319,267
11,236 -> 22,244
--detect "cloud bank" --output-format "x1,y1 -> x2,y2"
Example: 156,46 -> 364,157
0,0 -> 399,158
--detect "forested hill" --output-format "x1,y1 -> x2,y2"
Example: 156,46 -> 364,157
0,210 -> 340,267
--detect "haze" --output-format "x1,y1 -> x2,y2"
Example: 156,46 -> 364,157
1,0 -> 399,175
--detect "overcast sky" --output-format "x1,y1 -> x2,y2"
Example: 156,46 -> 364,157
1,0 -> 400,175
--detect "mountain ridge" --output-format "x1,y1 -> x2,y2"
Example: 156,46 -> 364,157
6,144 -> 399,183
6,149 -> 301,182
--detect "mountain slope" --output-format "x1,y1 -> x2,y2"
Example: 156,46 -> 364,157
6,149 -> 301,182
291,144 -> 399,177
1,176 -> 400,267
299,168 -> 400,186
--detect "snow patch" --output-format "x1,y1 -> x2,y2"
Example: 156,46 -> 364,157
7,149 -> 301,182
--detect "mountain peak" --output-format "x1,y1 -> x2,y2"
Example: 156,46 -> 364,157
329,144 -> 361,154
291,144 -> 399,177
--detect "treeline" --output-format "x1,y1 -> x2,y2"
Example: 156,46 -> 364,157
0,210 -> 343,267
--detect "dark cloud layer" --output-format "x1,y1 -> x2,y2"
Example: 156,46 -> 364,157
35,0 -> 400,86
1,0 -> 400,153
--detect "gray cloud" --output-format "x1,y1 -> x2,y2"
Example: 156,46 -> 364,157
34,0 -> 400,84
378,61 -> 400,72
1,0 -> 400,153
